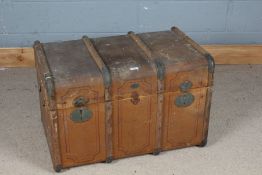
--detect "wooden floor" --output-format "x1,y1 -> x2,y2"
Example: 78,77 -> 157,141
0,45 -> 262,67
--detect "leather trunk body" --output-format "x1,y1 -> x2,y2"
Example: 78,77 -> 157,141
34,27 -> 215,172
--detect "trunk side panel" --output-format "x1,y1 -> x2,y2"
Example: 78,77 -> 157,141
34,43 -> 62,171
162,87 -> 207,150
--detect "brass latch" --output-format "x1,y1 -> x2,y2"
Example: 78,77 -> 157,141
71,109 -> 93,123
175,93 -> 195,107
70,96 -> 92,123
176,80 -> 194,107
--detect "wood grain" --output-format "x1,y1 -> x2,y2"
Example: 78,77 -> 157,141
0,48 -> 35,67
203,45 -> 262,65
1,45 -> 262,67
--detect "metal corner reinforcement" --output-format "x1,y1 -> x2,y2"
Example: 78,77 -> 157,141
205,53 -> 215,74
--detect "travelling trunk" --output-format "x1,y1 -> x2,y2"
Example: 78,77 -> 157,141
34,27 -> 215,172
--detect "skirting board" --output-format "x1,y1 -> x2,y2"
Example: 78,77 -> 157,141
0,45 -> 262,68
0,48 -> 35,68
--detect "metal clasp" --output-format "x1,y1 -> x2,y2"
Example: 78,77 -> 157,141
71,96 -> 92,123
175,93 -> 195,107
179,80 -> 193,92
73,96 -> 89,107
130,91 -> 140,105
71,108 -> 93,123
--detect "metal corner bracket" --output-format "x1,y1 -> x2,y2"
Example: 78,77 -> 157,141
205,53 -> 215,74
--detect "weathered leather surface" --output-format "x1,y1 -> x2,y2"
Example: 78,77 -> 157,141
34,27 -> 214,170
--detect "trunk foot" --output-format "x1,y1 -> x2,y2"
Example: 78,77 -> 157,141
152,148 -> 161,156
54,165 -> 62,173
197,138 -> 207,147
105,156 -> 113,163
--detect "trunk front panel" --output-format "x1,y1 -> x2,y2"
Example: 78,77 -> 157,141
112,95 -> 157,158
58,103 -> 106,167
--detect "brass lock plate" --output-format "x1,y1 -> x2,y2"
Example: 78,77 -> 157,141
71,108 -> 92,123
175,93 -> 195,107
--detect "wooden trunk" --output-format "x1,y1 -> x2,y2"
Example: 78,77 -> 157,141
34,26 -> 215,172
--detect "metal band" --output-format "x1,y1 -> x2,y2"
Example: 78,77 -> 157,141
82,36 -> 113,161
155,59 -> 166,81
105,100 -> 113,162
155,93 -> 164,154
200,87 -> 213,146
33,41 -> 62,169
128,32 -> 164,154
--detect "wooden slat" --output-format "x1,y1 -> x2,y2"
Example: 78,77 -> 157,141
203,45 -> 262,65
0,45 -> 262,68
0,48 -> 35,68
